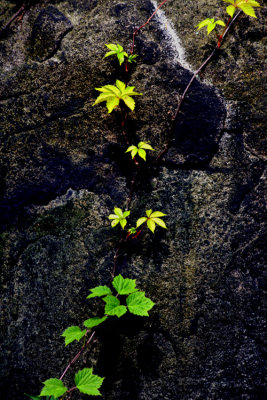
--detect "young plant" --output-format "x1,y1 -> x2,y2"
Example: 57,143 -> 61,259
30,275 -> 154,399
126,141 -> 155,161
224,0 -> 261,18
196,18 -> 226,35
136,210 -> 167,233
93,80 -> 142,113
108,207 -> 130,229
104,43 -> 138,65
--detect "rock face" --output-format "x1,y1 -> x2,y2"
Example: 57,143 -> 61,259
0,1 -> 266,399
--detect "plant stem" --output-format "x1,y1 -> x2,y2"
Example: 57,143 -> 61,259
0,3 -> 26,37
155,9 -> 242,162
59,331 -> 96,381
130,0 -> 169,55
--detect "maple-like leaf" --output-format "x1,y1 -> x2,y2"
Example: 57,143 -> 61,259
136,209 -> 167,233
93,80 -> 142,113
61,326 -> 86,346
108,207 -> 130,229
104,43 -> 128,65
75,368 -> 104,396
125,141 -> 155,161
126,291 -> 155,316
196,18 -> 226,35
40,379 -> 67,398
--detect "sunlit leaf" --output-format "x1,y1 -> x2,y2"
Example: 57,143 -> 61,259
61,326 -> 86,346
112,274 -> 138,295
84,316 -> 108,329
87,285 -> 112,299
40,379 -> 67,398
126,291 -> 155,316
75,368 -> 104,396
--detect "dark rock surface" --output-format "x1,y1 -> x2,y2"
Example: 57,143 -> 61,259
0,1 -> 266,399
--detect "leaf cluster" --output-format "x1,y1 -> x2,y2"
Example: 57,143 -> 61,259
224,0 -> 261,18
108,207 -> 130,229
136,209 -> 167,233
93,79 -> 142,113
104,43 -> 138,65
36,275 -> 154,399
39,368 -> 104,398
126,141 -> 155,161
196,18 -> 225,35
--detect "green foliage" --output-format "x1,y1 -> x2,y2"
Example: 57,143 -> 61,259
103,295 -> 128,317
112,274 -> 138,295
104,43 -> 138,65
126,141 -> 155,161
136,209 -> 167,233
84,316 -> 108,329
126,291 -> 155,316
40,379 -> 67,398
108,207 -> 130,229
223,0 -> 261,18
196,18 -> 226,34
25,396 -> 58,400
75,368 -> 104,396
61,326 -> 86,346
85,275 -> 155,318
127,54 -> 138,63
87,285 -> 112,298
128,227 -> 137,235
93,80 -> 142,113
104,43 -> 128,65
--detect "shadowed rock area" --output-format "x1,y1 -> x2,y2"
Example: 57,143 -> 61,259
0,1 -> 266,399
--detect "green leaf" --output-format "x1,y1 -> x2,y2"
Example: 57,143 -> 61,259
106,97 -> 120,113
75,368 -> 104,396
128,227 -> 137,235
104,43 -> 128,65
87,285 -> 112,299
93,80 -> 142,113
226,4 -> 236,17
40,379 -> 67,398
138,148 -> 146,161
147,219 -> 156,233
109,207 -> 130,229
103,295 -> 127,317
238,3 -> 257,17
84,316 -> 108,329
111,219 -> 120,227
61,326 -> 86,346
125,145 -> 136,153
112,274 -> 138,295
126,291 -> 155,316
136,217 -> 147,228
138,142 -> 154,151
150,211 -> 167,218
152,217 -> 167,229
223,0 -> 235,4
122,95 -> 135,111
120,218 -> 127,229
25,395 -> 42,400
131,148 -> 138,158
146,209 -> 153,218
215,20 -> 226,27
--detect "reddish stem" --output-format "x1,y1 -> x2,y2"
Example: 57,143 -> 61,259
130,0 -> 169,55
0,3 -> 26,36
155,10 -> 242,162
59,331 -> 96,381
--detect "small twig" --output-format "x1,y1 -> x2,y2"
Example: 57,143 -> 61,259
155,10 -> 242,163
130,0 -> 169,55
59,331 -> 96,381
0,3 -> 26,36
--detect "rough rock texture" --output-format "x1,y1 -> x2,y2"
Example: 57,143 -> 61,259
0,1 -> 266,399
